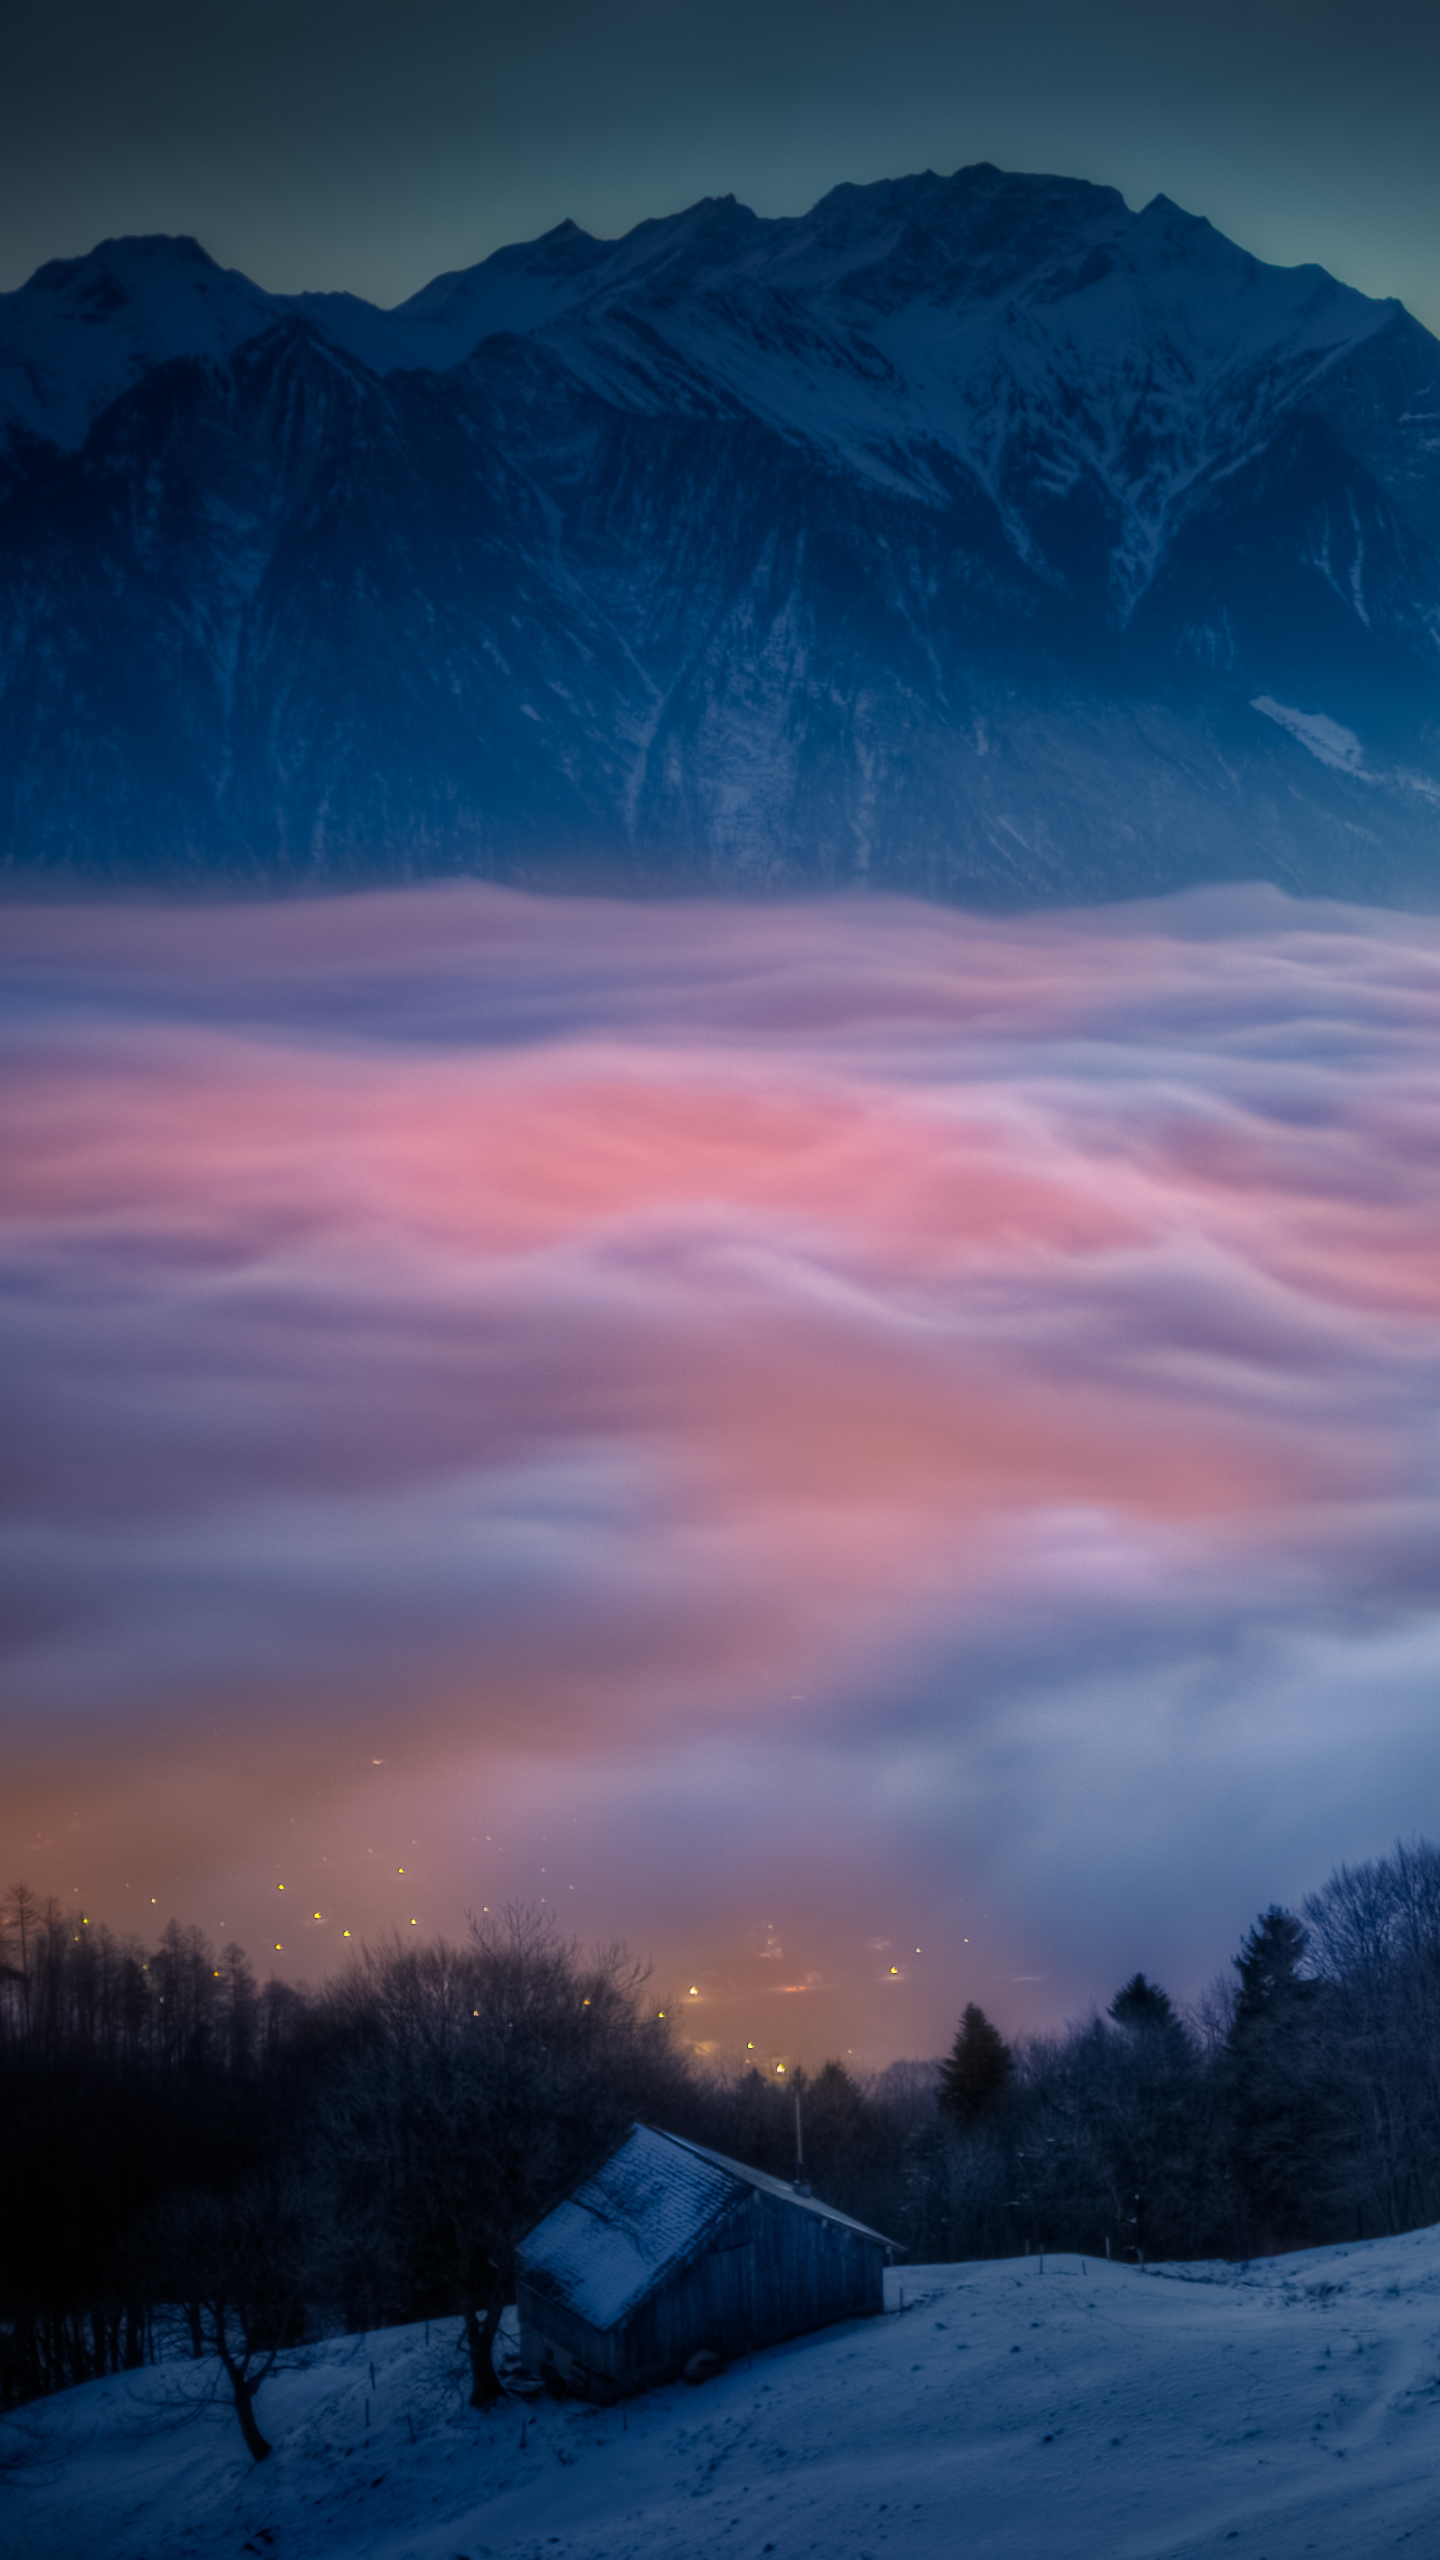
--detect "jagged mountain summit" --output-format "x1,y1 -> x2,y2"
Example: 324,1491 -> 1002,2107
3,165 -> 1438,900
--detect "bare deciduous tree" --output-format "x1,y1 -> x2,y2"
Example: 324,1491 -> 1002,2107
315,1906 -> 686,2407
140,2179 -> 318,2462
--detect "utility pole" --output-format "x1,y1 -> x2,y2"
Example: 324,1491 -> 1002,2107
792,2089 -> 812,2196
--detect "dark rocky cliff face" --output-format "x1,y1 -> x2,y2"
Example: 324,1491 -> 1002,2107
2,165 -> 1438,900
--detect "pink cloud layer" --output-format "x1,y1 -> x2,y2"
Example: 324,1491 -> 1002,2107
2,885 -> 1438,2054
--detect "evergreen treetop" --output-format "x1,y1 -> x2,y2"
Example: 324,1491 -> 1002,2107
938,2002 -> 1013,2127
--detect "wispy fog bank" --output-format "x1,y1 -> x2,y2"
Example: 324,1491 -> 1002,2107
3,884 -> 1437,2059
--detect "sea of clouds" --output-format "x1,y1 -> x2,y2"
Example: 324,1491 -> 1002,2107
3,883 -> 1438,2058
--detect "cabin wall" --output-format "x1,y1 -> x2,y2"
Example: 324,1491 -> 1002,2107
619,2197 -> 759,2383
617,2191 -> 886,2386
750,2192 -> 885,2341
515,2281 -> 618,2390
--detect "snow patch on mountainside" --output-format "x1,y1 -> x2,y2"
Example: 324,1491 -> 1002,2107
1252,697 -> 1370,773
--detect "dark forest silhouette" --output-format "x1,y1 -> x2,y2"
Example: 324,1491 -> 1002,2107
6,1846 -> 1440,2455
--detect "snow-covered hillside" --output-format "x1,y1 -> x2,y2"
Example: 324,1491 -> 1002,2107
3,165 -> 1439,898
11,2232 -> 1440,2559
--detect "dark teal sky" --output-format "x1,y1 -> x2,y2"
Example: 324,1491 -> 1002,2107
3,0 -> 1440,325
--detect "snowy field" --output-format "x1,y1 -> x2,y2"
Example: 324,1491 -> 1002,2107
9,2232 -> 1440,2560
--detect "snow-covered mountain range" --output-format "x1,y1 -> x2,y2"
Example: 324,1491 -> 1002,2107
3,165 -> 1439,897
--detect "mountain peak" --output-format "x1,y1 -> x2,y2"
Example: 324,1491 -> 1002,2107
24,232 -> 223,293
1,234 -> 282,451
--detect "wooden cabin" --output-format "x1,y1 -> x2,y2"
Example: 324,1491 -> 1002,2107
514,2122 -> 901,2398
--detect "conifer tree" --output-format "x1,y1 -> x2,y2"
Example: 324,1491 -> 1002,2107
1231,1908 -> 1312,2027
938,2003 -> 1013,2127
1108,1974 -> 1182,2036
1225,1907 -> 1330,2250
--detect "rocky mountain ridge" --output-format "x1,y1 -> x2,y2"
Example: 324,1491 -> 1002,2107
3,163 -> 1438,899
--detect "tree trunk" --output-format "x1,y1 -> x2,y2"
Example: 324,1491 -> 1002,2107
231,2376 -> 273,2463
213,2311 -> 274,2462
462,2277 -> 507,2409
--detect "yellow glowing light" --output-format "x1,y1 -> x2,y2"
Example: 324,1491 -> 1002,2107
314,1911 -> 321,1920
689,1985 -> 698,1996
657,2010 -> 665,2019
747,2042 -> 754,2050
276,1943 -> 282,1951
890,1966 -> 899,1975
776,2064 -> 786,2075
343,1929 -> 351,1937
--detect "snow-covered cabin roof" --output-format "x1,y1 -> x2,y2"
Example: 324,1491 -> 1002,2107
516,2124 -> 897,2334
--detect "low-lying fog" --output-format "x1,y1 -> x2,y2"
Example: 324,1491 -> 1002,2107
4,883 -> 1437,2059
